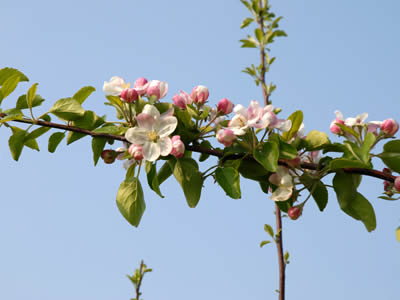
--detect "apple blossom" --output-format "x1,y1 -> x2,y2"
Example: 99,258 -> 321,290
395,177 -> 400,193
367,121 -> 382,135
330,110 -> 345,135
103,76 -> 130,96
128,144 -> 144,161
228,101 -> 263,135
121,88 -> 138,103
381,119 -> 399,137
269,166 -> 293,202
258,105 -> 291,132
173,91 -> 192,109
191,85 -> 209,104
170,135 -> 185,158
125,105 -> 177,162
217,98 -> 234,115
288,206 -> 302,220
134,77 -> 149,96
146,80 -> 168,101
216,128 -> 237,147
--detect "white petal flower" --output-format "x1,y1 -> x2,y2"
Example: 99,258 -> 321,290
103,76 -> 130,96
269,166 -> 293,202
125,104 -> 177,162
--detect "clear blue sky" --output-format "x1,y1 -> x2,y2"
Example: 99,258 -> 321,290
1,0 -> 399,299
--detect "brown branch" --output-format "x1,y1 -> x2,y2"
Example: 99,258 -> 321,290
275,204 -> 285,300
258,0 -> 269,105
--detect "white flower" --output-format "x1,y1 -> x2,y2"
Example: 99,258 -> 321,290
345,112 -> 368,127
103,76 -> 130,96
269,166 -> 293,202
256,105 -> 291,132
228,100 -> 263,135
125,105 -> 177,162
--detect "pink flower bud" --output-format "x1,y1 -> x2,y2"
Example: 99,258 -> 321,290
395,177 -> 400,193
173,91 -> 191,109
191,85 -> 209,105
217,98 -> 234,115
381,119 -> 399,137
170,135 -> 185,158
128,144 -> 144,161
216,128 -> 237,147
288,206 -> 302,220
146,80 -> 168,101
383,180 -> 391,192
120,88 -> 138,103
133,77 -> 148,96
101,150 -> 116,164
330,119 -> 345,135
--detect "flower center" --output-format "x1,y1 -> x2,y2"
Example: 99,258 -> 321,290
147,130 -> 159,142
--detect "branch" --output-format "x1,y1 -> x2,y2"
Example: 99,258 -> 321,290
2,115 -> 396,183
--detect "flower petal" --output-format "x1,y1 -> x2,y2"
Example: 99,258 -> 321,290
158,136 -> 173,156
125,127 -> 148,145
271,187 -> 293,202
143,142 -> 160,162
156,116 -> 178,137
142,104 -> 160,119
136,113 -> 155,131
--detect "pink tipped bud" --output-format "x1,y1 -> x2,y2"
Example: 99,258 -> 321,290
381,119 -> 399,137
394,177 -> 400,193
217,98 -> 234,115
101,150 -> 117,164
216,128 -> 237,147
288,206 -> 302,220
330,119 -> 345,135
170,135 -> 185,158
173,91 -> 191,109
120,88 -> 138,103
191,85 -> 209,105
146,80 -> 168,101
133,77 -> 148,96
128,144 -> 144,161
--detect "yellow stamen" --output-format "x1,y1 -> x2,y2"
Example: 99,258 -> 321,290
147,130 -> 158,142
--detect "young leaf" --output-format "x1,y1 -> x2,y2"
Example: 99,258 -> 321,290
73,86 -> 96,104
48,132 -> 65,153
396,227 -> 400,243
49,98 -> 85,121
170,158 -> 204,208
303,130 -> 330,150
240,17 -> 254,28
253,141 -> 279,172
378,140 -> 400,172
279,141 -> 298,160
8,127 -> 26,161
157,161 -> 173,185
0,74 -> 21,104
215,167 -> 241,199
16,94 -> 45,109
260,240 -> 271,248
145,162 -> 164,198
282,110 -> 303,141
0,68 -> 28,85
92,137 -> 107,165
25,127 -> 50,140
116,178 -> 146,227
264,224 -> 274,237
26,83 -> 38,117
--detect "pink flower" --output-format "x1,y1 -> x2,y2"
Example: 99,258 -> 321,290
394,177 -> 400,193
217,98 -> 234,115
173,91 -> 192,109
121,88 -> 138,103
128,144 -> 144,161
191,85 -> 209,105
103,76 -> 130,96
146,80 -> 168,101
258,105 -> 291,132
228,101 -> 263,135
170,135 -> 185,158
134,77 -> 149,96
381,119 -> 399,137
216,128 -> 237,147
288,206 -> 302,220
330,111 -> 345,135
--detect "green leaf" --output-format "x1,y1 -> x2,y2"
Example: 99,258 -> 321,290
335,123 -> 360,139
170,158 -> 203,208
16,94 -> 45,109
116,178 -> 146,227
157,161 -> 173,185
48,132 -> 65,153
279,141 -> 298,160
240,17 -> 254,28
333,172 -> 376,232
199,140 -> 212,162
240,0 -> 252,12
378,196 -> 400,201
67,110 -> 105,144
304,130 -> 330,150
8,127 -> 26,161
254,28 -> 264,43
282,110 -> 303,141
378,140 -> 400,172
238,159 -> 269,180
0,109 -> 23,124
215,167 -> 241,199
240,39 -> 257,48
24,138 -> 39,151
329,158 -> 370,170
92,137 -> 107,165
396,227 -> 400,243
0,68 -> 28,85
264,224 -> 274,237
73,86 -> 96,104
260,240 -> 271,248
26,83 -> 38,116
93,124 -> 127,135
253,141 -> 279,172
26,127 -> 50,140
49,98 -> 85,121
310,181 -> 328,211
145,162 -> 164,198
0,74 -> 21,104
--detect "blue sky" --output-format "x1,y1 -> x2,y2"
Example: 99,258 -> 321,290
1,0 -> 400,299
